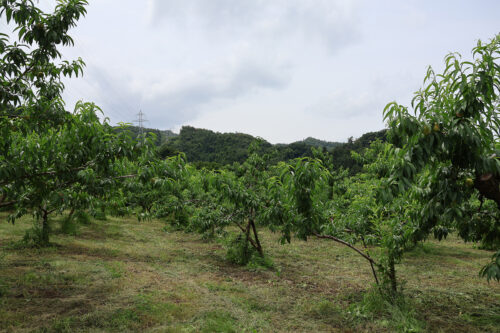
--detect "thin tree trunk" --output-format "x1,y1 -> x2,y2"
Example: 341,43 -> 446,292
68,207 -> 75,220
388,255 -> 397,295
362,237 -> 379,286
250,218 -> 263,257
41,208 -> 49,245
244,219 -> 252,259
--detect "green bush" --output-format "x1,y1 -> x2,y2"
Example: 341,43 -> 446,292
348,287 -> 425,332
224,234 -> 256,266
22,221 -> 51,247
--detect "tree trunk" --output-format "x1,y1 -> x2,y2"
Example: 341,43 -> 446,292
250,218 -> 264,257
388,255 -> 397,295
244,219 -> 252,260
68,207 -> 75,220
41,209 -> 49,245
475,173 -> 500,209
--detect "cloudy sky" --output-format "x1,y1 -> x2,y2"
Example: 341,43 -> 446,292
33,0 -> 500,143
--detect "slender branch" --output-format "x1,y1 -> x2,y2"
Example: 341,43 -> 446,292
0,161 -> 96,186
233,219 -> 260,250
1,114 -> 29,119
314,233 -> 376,264
361,236 -> 379,286
113,174 -> 137,180
0,200 -> 16,208
233,220 -> 246,233
12,63 -> 35,86
249,209 -> 263,256
478,195 -> 484,213
47,207 -> 58,215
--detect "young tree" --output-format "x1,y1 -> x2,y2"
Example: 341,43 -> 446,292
183,141 -> 272,264
122,153 -> 191,224
1,1 -> 140,245
210,143 -> 270,262
268,150 -> 419,297
383,35 -> 500,281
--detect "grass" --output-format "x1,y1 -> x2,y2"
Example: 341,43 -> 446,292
0,213 -> 499,332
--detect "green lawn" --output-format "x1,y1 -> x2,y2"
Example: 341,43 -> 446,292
0,213 -> 498,332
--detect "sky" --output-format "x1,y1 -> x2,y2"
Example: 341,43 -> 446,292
17,0 -> 500,143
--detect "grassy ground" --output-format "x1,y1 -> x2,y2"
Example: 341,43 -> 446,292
0,213 -> 498,332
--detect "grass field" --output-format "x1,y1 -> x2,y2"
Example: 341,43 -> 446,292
0,213 -> 499,332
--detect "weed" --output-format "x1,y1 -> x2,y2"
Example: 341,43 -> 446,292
307,299 -> 344,325
89,207 -> 107,221
224,233 -> 261,266
198,311 -> 236,333
22,221 -> 51,247
59,216 -> 79,235
246,253 -> 274,272
347,287 -> 425,332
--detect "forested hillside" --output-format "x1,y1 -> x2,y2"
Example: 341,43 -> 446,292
155,125 -> 386,169
113,126 -> 177,146
299,137 -> 343,150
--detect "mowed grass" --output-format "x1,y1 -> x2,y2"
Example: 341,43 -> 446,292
0,213 -> 499,332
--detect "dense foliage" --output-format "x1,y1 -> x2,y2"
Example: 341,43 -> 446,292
0,0 -> 142,244
158,125 -> 385,170
114,125 -> 176,147
383,35 -> 500,281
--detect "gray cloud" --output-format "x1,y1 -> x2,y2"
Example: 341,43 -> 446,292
143,61 -> 290,127
76,61 -> 290,129
147,0 -> 361,53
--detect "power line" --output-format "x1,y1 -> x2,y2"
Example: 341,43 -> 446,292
54,27 -> 140,124
134,110 -> 148,140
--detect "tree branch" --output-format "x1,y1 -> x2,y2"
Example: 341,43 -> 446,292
0,161 -> 96,186
314,233 -> 376,264
0,200 -> 16,208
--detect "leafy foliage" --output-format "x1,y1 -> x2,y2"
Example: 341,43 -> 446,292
0,0 -> 141,245
1,2 -> 497,324
383,34 -> 500,281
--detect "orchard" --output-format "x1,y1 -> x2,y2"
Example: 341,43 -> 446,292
0,1 -> 498,331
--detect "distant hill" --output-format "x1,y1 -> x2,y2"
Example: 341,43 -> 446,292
158,125 -> 387,171
115,124 -> 387,171
160,126 -> 273,165
292,137 -> 343,150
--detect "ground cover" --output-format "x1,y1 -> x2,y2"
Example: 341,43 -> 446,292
0,213 -> 498,332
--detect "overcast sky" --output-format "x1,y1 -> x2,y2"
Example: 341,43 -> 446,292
32,0 -> 500,143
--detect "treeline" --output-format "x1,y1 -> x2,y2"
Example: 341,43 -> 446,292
113,126 -> 177,146
153,125 -> 386,170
